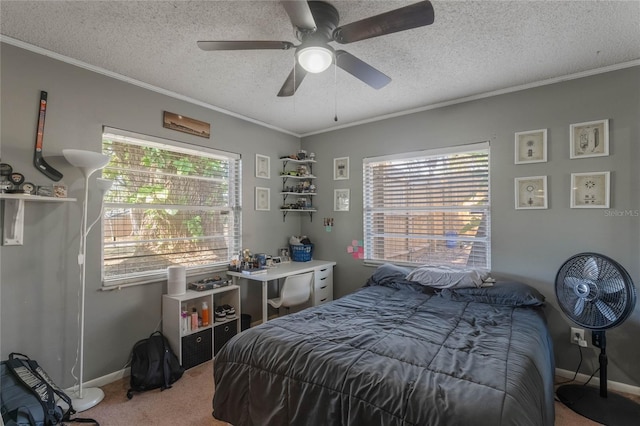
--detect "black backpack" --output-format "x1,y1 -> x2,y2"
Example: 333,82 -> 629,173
126,331 -> 184,399
1,352 -> 98,426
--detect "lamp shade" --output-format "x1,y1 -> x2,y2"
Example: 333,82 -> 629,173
297,45 -> 334,73
96,178 -> 113,195
63,149 -> 110,177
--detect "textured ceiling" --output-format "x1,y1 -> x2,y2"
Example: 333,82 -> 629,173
2,1 -> 639,136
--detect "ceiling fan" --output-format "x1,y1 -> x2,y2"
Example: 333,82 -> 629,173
197,1 -> 435,97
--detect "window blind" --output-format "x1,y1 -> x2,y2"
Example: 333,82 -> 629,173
101,128 -> 241,286
363,142 -> 490,268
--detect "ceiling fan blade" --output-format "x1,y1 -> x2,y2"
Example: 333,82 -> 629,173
197,41 -> 294,51
574,298 -> 585,317
600,277 -> 625,294
277,63 -> 308,97
595,299 -> 617,322
583,256 -> 599,280
282,1 -> 317,32
335,50 -> 391,89
333,1 -> 435,44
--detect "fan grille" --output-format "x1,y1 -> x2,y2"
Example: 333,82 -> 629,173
555,253 -> 636,330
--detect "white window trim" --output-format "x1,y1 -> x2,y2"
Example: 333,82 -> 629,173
101,127 -> 242,288
363,141 -> 490,269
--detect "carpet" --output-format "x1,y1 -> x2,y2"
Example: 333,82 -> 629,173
76,361 -> 638,425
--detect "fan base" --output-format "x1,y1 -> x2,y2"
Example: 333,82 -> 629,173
557,384 -> 640,426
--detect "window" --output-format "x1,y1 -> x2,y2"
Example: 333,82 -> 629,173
101,128 -> 241,286
363,142 -> 490,268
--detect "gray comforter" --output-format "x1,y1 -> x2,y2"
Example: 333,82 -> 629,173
213,283 -> 554,425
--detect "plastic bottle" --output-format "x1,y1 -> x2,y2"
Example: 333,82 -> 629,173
202,301 -> 209,327
191,307 -> 198,331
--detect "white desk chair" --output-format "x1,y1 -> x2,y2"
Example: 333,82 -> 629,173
267,271 -> 313,317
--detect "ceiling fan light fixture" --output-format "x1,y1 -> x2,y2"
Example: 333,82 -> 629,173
297,45 -> 334,73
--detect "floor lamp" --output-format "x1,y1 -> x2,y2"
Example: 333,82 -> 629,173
62,149 -> 112,412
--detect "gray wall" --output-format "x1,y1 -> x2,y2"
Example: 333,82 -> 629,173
0,43 -> 301,386
2,41 -> 639,390
302,67 -> 640,387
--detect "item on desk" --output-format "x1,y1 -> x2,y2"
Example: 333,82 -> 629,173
242,268 -> 268,275
256,253 -> 267,267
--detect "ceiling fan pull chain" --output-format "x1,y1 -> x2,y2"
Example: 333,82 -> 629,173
334,61 -> 338,122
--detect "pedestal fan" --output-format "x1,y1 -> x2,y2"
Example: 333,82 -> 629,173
555,252 -> 640,425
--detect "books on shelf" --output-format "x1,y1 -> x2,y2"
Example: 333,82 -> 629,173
241,268 -> 268,275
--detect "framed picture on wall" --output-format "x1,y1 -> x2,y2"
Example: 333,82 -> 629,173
514,129 -> 547,164
256,154 -> 270,179
334,189 -> 350,211
571,171 -> 610,208
255,187 -> 270,211
514,176 -> 548,209
333,157 -> 349,180
570,119 -> 609,159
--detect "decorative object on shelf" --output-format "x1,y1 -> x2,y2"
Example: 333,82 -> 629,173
167,265 -> 187,296
571,171 -> 610,208
53,184 -> 68,198
162,111 -> 210,139
36,185 -> 53,197
570,119 -> 609,159
255,154 -> 270,179
333,157 -> 349,180
334,188 -> 350,211
33,91 -> 63,181
0,163 -> 13,193
62,148 -> 112,412
255,187 -> 270,211
514,176 -> 548,209
514,129 -> 547,164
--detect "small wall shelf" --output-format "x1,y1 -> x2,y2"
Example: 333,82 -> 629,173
0,194 -> 76,246
279,157 -> 317,222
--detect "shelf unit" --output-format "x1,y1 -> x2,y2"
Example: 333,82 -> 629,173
0,193 -> 76,246
162,284 -> 240,370
279,157 -> 317,221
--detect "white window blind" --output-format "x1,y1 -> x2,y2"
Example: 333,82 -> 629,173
363,142 -> 490,268
101,128 -> 241,286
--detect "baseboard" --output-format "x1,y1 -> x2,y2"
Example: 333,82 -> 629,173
64,367 -> 130,392
556,368 -> 640,396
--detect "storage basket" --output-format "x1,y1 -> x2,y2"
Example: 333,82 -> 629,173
290,244 -> 313,262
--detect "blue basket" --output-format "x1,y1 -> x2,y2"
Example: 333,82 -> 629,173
290,244 -> 313,262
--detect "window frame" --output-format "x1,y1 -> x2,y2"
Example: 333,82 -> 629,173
101,127 -> 241,287
363,141 -> 490,269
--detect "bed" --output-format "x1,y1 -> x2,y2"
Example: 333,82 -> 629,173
212,264 -> 555,425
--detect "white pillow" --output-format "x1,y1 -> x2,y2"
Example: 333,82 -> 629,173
405,265 -> 490,289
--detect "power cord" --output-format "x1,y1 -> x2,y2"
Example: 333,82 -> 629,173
555,344 -> 583,386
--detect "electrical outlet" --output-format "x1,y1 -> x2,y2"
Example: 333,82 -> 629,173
570,327 -> 586,346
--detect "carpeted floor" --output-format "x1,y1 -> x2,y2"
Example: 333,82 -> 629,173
76,360 -> 638,426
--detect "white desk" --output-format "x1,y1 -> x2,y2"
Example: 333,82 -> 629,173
227,259 -> 336,324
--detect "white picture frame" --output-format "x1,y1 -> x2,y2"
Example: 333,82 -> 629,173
571,171 -> 610,208
255,187 -> 270,211
256,154 -> 270,179
514,176 -> 548,209
570,119 -> 609,159
514,129 -> 547,164
333,157 -> 349,180
334,189 -> 350,211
